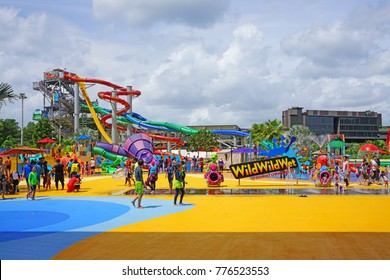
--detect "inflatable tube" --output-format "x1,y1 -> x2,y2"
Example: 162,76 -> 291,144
319,171 -> 331,185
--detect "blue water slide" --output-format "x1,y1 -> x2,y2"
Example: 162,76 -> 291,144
210,130 -> 251,137
123,113 -> 173,131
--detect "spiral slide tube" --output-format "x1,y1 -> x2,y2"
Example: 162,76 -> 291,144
64,72 -> 141,143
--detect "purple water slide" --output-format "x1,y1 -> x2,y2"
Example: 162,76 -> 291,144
94,142 -> 130,157
124,133 -> 154,164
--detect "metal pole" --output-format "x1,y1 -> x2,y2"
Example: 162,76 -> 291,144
19,93 -> 27,146
127,86 -> 133,137
111,91 -> 118,144
74,83 -> 80,133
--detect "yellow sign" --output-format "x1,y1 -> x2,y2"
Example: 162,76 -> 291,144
229,156 -> 298,179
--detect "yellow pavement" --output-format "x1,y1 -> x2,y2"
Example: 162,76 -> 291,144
11,172 -> 390,259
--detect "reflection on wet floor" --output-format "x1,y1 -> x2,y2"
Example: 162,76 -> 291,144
128,188 -> 390,196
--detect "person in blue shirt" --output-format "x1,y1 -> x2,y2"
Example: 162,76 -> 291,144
22,158 -> 33,193
166,162 -> 174,193
148,160 -> 158,194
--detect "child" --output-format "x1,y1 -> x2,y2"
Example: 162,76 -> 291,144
11,170 -> 20,193
74,174 -> 81,192
380,170 -> 388,188
67,174 -> 81,192
124,165 -> 134,186
85,161 -> 90,176
332,170 -> 340,185
27,165 -> 39,200
166,162 -> 174,193
335,178 -> 349,194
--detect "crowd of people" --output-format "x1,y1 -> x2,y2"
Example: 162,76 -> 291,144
309,155 -> 389,192
0,153 -> 105,200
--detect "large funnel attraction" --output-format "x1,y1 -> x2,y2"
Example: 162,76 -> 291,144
124,133 -> 154,164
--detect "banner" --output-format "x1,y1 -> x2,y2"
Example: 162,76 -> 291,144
229,156 -> 298,179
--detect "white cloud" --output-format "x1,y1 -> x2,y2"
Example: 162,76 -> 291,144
1,0 -> 390,134
92,0 -> 230,28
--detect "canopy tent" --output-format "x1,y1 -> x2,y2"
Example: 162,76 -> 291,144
0,146 -> 46,156
0,146 -> 46,173
199,147 -> 221,152
328,140 -> 345,148
232,147 -> 258,153
37,137 -> 56,146
75,134 -> 91,141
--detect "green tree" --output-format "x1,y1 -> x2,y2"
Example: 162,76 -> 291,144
0,119 -> 20,147
23,122 -> 37,146
74,127 -> 99,142
0,83 -> 17,109
22,119 -> 55,147
286,125 -> 314,146
187,129 -> 219,153
2,135 -> 19,148
251,119 -> 285,148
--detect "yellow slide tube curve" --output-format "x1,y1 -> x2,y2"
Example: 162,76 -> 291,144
78,79 -> 112,143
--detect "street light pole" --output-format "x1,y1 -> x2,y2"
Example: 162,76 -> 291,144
19,93 -> 27,146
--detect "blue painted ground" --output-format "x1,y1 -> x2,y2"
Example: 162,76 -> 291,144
0,196 -> 194,259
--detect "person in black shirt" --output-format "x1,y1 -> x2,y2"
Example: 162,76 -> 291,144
53,159 -> 65,190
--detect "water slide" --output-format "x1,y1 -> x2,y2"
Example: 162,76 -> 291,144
81,103 -> 250,139
63,72 -> 141,143
64,71 -> 251,146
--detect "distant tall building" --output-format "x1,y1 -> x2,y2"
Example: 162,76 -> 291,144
282,107 -> 383,142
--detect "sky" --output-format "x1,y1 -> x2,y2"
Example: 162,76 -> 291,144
0,0 -> 390,131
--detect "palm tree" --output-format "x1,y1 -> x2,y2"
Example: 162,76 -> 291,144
251,119 -> 285,149
0,83 -> 17,109
264,119 -> 285,141
285,125 -> 314,146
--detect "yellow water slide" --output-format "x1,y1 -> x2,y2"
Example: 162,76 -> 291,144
78,79 -> 112,143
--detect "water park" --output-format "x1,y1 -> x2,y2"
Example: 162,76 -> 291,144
1,69 -> 390,260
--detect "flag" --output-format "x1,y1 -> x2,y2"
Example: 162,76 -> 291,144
386,129 -> 390,151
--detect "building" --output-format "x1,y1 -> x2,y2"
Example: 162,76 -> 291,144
282,107 -> 383,142
188,124 -> 250,148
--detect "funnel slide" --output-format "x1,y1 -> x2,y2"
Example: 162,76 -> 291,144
124,133 -> 154,164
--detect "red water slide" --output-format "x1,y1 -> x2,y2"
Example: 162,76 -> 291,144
64,71 -> 184,147
63,71 -> 141,131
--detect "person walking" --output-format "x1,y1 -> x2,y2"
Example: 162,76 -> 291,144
148,161 -> 158,194
173,164 -> 186,206
166,162 -> 174,193
53,159 -> 65,190
90,157 -> 96,175
22,158 -> 32,194
4,156 -> 11,172
132,159 -> 145,208
0,157 -> 9,199
342,156 -> 350,185
27,165 -> 39,200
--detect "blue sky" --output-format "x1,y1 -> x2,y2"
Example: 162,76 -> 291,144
1,0 -> 390,131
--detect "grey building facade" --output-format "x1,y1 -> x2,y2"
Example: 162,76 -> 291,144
282,107 -> 383,142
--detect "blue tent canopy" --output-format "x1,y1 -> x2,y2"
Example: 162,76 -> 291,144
76,134 -> 91,141
232,147 -> 258,153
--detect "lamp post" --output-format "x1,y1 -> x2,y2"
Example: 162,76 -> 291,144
19,93 -> 27,146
